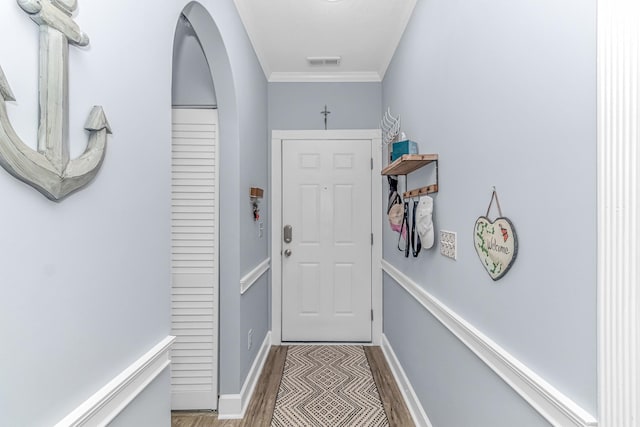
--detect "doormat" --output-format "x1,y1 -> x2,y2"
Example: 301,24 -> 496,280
271,345 -> 389,427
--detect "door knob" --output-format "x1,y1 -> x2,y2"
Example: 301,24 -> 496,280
284,249 -> 292,257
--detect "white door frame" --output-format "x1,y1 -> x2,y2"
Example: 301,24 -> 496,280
271,129 -> 383,345
597,0 -> 640,425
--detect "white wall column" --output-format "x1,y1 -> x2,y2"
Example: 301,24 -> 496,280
597,1 -> 640,426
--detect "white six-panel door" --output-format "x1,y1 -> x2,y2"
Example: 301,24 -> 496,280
170,108 -> 219,410
282,139 -> 372,342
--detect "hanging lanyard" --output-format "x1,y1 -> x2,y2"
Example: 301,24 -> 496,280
411,200 -> 421,257
397,200 -> 409,257
403,201 -> 410,257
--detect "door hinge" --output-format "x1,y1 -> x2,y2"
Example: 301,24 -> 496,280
371,158 -> 374,170
371,233 -> 374,245
371,310 -> 374,321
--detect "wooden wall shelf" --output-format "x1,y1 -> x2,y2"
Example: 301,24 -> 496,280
381,153 -> 439,197
381,154 -> 438,176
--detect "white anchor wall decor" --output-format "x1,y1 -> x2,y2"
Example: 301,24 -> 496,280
0,0 -> 112,201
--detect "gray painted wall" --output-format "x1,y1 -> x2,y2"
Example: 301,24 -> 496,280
381,0 -> 597,424
268,82 -> 382,130
0,0 -> 185,425
384,278 -> 551,427
0,1 -> 268,425
172,15 -> 217,107
240,274 -> 270,383
235,6 -> 270,390
108,370 -> 171,427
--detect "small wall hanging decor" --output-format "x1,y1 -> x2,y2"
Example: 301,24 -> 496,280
380,107 -> 400,146
0,0 -> 111,201
320,105 -> 331,130
474,188 -> 518,281
250,187 -> 263,221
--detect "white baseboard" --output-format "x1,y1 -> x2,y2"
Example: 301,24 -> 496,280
55,335 -> 176,427
218,331 -> 272,419
381,334 -> 433,427
381,260 -> 598,427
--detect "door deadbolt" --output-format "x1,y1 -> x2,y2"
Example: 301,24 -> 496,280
283,225 -> 292,243
284,249 -> 292,257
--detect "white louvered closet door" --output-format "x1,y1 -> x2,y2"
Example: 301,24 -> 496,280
171,108 -> 219,410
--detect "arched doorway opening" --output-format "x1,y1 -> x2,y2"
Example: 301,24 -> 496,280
170,2 -> 239,411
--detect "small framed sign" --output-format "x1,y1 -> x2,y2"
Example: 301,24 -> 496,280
474,189 -> 518,281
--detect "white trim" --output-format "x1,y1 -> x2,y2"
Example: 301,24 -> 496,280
54,336 -> 175,427
371,134 -> 383,345
270,129 -> 383,345
597,1 -> 640,426
218,332 -> 272,419
268,71 -> 382,83
380,334 -> 433,427
272,129 -> 384,140
240,257 -> 271,294
381,260 -> 597,427
271,133 -> 283,344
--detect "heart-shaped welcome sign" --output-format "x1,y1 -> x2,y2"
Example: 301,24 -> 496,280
474,216 -> 518,281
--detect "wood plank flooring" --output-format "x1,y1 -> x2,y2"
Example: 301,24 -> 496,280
364,346 -> 414,427
171,345 -> 413,427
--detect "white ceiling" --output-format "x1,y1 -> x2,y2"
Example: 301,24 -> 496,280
233,0 -> 417,82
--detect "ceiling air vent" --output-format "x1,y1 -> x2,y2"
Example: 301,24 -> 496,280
307,56 -> 341,66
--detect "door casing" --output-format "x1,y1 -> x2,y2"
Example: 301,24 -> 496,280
270,129 -> 383,345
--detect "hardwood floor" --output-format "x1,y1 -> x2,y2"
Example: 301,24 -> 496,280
240,346 -> 288,426
171,345 -> 413,427
364,346 -> 415,427
171,411 -> 240,427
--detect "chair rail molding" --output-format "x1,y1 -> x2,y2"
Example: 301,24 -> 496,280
381,260 -> 597,427
240,257 -> 270,294
54,336 -> 175,427
597,1 -> 640,426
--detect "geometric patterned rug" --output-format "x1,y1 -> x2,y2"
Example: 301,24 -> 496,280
271,346 -> 389,427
